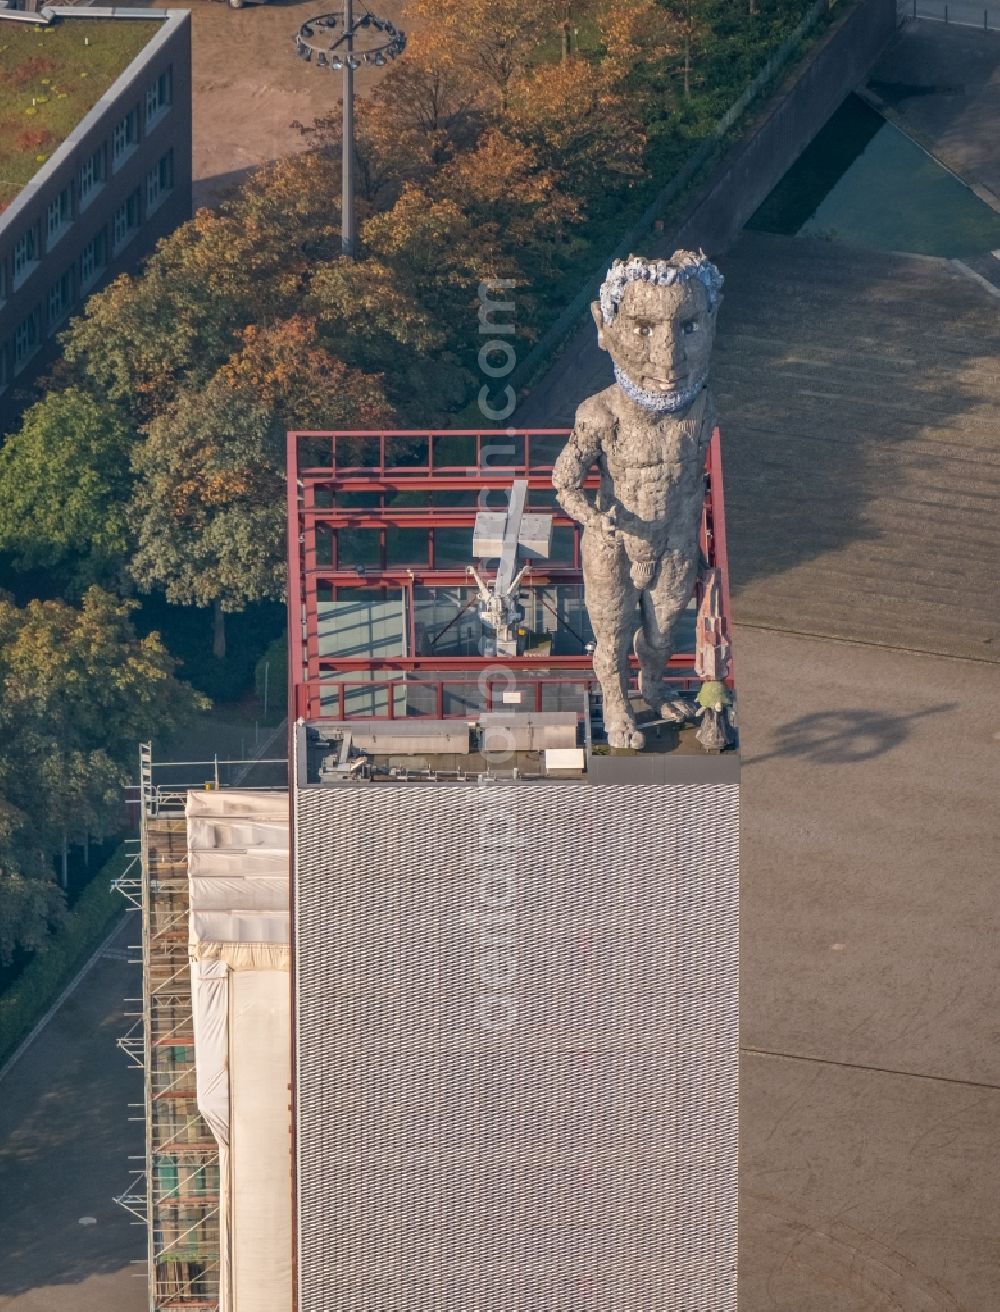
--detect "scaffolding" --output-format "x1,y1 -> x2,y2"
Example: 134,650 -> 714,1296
116,742 -> 288,1312
113,744 -> 221,1310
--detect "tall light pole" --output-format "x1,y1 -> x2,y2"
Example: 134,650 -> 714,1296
342,0 -> 355,256
295,6 -> 406,259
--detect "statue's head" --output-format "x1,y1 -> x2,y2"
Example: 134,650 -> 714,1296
592,251 -> 724,411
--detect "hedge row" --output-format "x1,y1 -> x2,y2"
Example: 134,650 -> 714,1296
0,845 -> 129,1068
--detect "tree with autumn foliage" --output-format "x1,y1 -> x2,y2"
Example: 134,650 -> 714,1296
361,183 -> 507,326
128,317 -> 395,657
505,58 -> 647,206
60,149 -> 343,423
600,0 -> 688,101
304,257 -> 470,419
407,0 -> 559,112
0,588 -> 205,960
295,55 -> 480,210
438,129 -> 581,278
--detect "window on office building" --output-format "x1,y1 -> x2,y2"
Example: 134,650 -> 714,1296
47,268 -> 74,333
13,309 -> 39,373
111,107 -> 139,170
111,190 -> 140,254
47,186 -> 72,247
0,345 -> 7,395
13,226 -> 39,288
145,67 -> 173,126
80,146 -> 105,208
146,149 -> 175,214
80,229 -> 107,290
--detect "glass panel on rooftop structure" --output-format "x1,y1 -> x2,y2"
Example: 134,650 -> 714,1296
336,529 -> 379,568
317,589 -> 407,717
384,488 -> 427,508
315,526 -> 333,567
414,587 -> 480,657
550,525 -> 576,563
432,527 -> 475,568
386,527 -> 428,566
318,675 -> 406,719
317,591 -> 404,660
429,433 -> 476,468
481,432 -> 523,467
337,436 -> 380,467
527,434 -> 566,467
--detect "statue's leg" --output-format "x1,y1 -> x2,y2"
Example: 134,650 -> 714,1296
637,546 -> 699,717
581,528 -> 644,750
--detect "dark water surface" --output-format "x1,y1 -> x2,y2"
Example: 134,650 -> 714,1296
747,93 -> 1000,257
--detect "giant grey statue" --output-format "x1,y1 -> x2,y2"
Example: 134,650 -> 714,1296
552,250 -> 724,750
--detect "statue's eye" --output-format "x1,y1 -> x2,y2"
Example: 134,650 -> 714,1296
633,325 -> 652,337
683,320 -> 700,335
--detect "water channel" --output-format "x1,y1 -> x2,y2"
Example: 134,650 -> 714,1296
747,91 -> 1000,258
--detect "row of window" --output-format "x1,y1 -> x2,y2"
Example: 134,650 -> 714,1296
0,152 -> 174,394
0,67 -> 173,302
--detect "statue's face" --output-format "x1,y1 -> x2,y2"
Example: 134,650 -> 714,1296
595,277 -> 717,398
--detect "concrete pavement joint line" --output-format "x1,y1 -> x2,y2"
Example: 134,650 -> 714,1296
742,1045 -> 1000,1092
0,913 -> 128,1087
951,259 -> 1000,300
732,620 -> 1000,665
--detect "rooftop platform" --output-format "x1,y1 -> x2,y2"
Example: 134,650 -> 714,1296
0,11 -> 161,210
287,428 -> 738,782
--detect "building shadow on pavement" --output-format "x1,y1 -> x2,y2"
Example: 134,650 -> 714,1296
742,702 -> 955,766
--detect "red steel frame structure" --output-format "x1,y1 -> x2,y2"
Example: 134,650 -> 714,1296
286,428 -> 734,724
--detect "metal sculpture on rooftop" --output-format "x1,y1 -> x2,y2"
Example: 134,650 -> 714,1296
552,250 -> 724,750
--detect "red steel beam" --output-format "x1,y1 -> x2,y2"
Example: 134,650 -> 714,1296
704,428 -> 736,689
304,568 -> 583,587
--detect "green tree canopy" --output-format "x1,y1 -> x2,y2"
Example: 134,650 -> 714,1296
0,588 -> 206,960
0,387 -> 135,591
304,257 -> 471,419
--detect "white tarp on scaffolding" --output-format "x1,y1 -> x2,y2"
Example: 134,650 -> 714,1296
187,789 -> 291,1312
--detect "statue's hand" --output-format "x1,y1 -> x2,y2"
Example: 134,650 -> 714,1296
594,509 -> 619,538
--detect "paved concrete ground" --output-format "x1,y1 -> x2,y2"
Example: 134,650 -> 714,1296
0,918 -> 143,1312
738,625 -> 1000,1308
132,0 -> 407,208
870,21 -> 1000,207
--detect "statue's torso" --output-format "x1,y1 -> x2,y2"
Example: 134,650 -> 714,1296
596,387 -> 711,558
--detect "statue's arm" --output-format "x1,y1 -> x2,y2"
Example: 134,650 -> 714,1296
552,401 -> 609,528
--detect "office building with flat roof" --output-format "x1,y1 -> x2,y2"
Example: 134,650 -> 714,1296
287,427 -> 741,1310
0,6 -> 192,420
126,425 -> 740,1310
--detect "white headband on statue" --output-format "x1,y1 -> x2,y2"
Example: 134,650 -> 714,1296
599,251 -> 724,326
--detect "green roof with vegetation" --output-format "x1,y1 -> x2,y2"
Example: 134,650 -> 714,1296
0,15 -> 157,211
